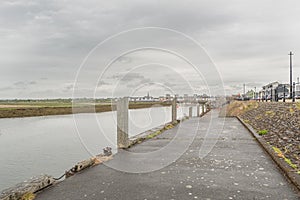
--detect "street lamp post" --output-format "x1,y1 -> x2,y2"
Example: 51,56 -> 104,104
289,51 -> 293,99
270,85 -> 273,102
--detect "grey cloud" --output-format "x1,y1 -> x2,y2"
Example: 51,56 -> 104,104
123,73 -> 153,88
63,84 -> 74,91
164,82 -> 177,88
0,86 -> 13,92
117,56 -> 132,64
126,79 -> 154,89
29,81 -> 37,85
112,73 -> 145,82
122,73 -> 144,82
97,80 -> 109,86
13,80 -> 37,87
14,81 -> 25,86
138,77 -> 152,84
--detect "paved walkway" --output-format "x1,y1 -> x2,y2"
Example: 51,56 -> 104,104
36,111 -> 299,200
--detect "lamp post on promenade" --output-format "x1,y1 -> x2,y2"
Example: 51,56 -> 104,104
289,51 -> 293,99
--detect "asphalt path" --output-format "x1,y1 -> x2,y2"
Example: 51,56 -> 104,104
36,110 -> 299,200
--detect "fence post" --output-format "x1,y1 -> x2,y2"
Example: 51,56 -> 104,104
117,97 -> 129,148
283,85 -> 286,102
172,97 -> 177,123
293,82 -> 296,102
189,106 -> 193,118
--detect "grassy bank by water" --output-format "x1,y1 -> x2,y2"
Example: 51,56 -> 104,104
0,100 -> 171,118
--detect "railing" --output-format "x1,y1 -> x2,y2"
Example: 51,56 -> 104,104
117,97 -> 209,148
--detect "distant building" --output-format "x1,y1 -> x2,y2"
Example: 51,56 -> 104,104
260,82 -> 292,101
261,81 -> 279,101
129,93 -> 155,102
177,96 -> 184,102
277,84 -> 289,99
193,94 -> 197,101
159,96 -> 165,102
183,94 -> 188,102
295,77 -> 300,98
165,94 -> 171,101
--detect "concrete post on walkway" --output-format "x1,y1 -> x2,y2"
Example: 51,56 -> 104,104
197,105 -> 200,117
206,104 -> 209,112
117,97 -> 129,149
201,104 -> 205,115
189,106 -> 193,118
172,97 -> 177,123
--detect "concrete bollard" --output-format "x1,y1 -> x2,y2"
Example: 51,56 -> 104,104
117,97 -> 129,149
189,106 -> 193,118
201,104 -> 204,115
172,97 -> 177,123
197,105 -> 200,117
206,104 -> 210,112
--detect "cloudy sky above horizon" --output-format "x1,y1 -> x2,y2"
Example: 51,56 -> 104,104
1,0 -> 300,99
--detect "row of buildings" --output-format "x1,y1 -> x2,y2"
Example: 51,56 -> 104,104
253,81 -> 300,101
129,93 -> 211,102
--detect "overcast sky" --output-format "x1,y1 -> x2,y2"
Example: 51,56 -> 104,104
0,0 -> 300,99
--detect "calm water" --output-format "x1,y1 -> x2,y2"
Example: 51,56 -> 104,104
0,105 -> 199,191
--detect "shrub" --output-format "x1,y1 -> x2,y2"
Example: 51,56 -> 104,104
164,124 -> 174,130
284,158 -> 297,169
146,131 -> 161,139
21,193 -> 35,200
296,102 -> 300,110
243,119 -> 250,124
258,129 -> 268,135
265,110 -> 275,117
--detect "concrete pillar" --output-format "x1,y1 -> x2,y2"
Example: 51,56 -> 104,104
172,97 -> 177,122
201,104 -> 204,115
189,106 -> 193,118
197,105 -> 200,117
117,97 -> 129,148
